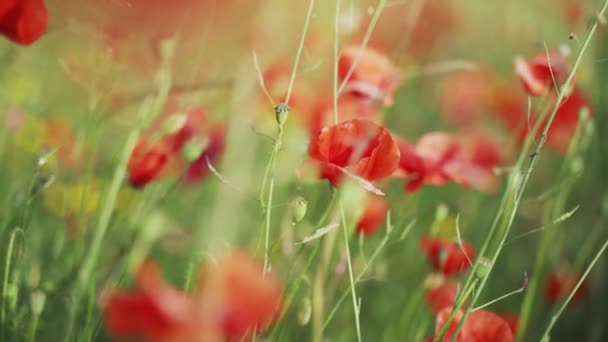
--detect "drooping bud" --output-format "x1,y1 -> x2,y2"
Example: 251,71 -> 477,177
161,113 -> 188,136
182,136 -> 209,162
275,103 -> 290,127
290,196 -> 308,223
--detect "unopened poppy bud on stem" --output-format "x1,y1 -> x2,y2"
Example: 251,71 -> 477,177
161,113 -> 188,135
275,103 -> 290,127
182,136 -> 209,162
290,196 -> 308,223
475,257 -> 493,280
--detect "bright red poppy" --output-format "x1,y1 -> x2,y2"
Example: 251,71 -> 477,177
308,119 -> 400,186
425,277 -> 459,314
356,195 -> 389,236
420,236 -> 475,276
514,50 -> 569,97
0,0 -> 47,45
397,131 -> 501,193
338,45 -> 402,106
426,307 -> 514,342
105,251 -> 283,341
544,270 -> 589,305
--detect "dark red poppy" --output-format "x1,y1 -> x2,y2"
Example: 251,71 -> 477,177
544,270 -> 588,305
356,195 -> 389,236
514,50 -> 569,97
426,307 -> 514,342
397,132 -> 501,193
0,0 -> 47,45
425,277 -> 459,314
308,119 -> 400,186
338,46 -> 402,106
128,139 -> 170,188
420,236 -> 475,276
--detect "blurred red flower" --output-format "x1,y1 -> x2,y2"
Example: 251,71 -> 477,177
105,261 -> 201,341
544,270 -> 589,305
128,139 -> 171,188
420,236 -> 475,276
426,307 -> 514,342
0,0 -> 47,45
425,277 -> 459,314
307,93 -> 379,135
356,195 -> 389,236
492,85 -> 591,154
338,45 -> 402,106
308,119 -> 400,186
514,50 -> 569,97
440,71 -> 491,126
105,251 -> 283,341
499,313 -> 520,336
397,131 -> 501,192
196,250 -> 284,340
127,108 -> 225,188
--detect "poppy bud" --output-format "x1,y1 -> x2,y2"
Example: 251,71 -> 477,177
475,257 -> 493,280
290,196 -> 308,223
182,136 -> 209,162
161,113 -> 188,135
275,103 -> 290,127
30,290 -> 46,316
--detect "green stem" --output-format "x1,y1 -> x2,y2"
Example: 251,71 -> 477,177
339,202 -> 362,342
1,227 -> 23,335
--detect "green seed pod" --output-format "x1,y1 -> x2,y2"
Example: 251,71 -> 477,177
290,196 -> 308,223
475,257 -> 493,280
182,136 -> 209,162
275,103 -> 290,127
30,290 -> 46,316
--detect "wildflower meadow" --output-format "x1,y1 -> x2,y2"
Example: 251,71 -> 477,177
2,0 -> 608,341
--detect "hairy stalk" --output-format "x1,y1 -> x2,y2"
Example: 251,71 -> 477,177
517,112 -> 590,340
446,2 -> 608,340
539,238 -> 608,341
1,227 -> 24,335
323,212 -> 396,329
339,202 -> 362,342
285,0 -> 316,105
64,42 -> 175,338
337,0 -> 387,95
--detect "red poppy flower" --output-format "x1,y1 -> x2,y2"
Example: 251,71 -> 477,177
356,195 -> 389,236
104,251 -> 283,341
128,139 -> 170,188
127,107 -> 225,188
499,313 -> 520,336
338,45 -> 402,106
308,119 -> 400,186
196,250 -> 284,340
428,307 -> 514,342
514,50 -> 569,97
105,261 -> 201,342
544,270 -> 588,305
440,71 -> 491,126
183,124 -> 226,184
425,277 -> 459,314
307,93 -> 378,135
420,236 -> 475,276
0,0 -> 47,45
397,132 -> 501,193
